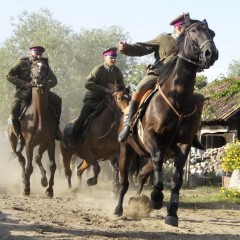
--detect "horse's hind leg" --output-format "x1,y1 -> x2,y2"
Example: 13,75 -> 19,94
35,145 -> 48,187
46,141 -> 56,198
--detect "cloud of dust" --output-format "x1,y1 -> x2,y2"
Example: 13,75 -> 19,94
0,137 -> 122,216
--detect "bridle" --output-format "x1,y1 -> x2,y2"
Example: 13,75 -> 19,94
177,21 -> 214,71
31,60 -> 49,90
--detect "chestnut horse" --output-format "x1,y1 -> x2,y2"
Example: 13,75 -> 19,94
8,59 -> 57,197
114,16 -> 218,227
60,87 -> 130,192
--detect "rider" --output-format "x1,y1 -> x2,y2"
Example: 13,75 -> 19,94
7,46 -> 62,153
118,13 -> 206,150
68,47 -> 125,151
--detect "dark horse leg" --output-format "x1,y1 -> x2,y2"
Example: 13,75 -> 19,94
165,145 -> 190,227
24,142 -> 34,195
8,128 -> 26,183
35,145 -> 48,188
110,155 -> 119,195
86,157 -> 100,186
145,135 -> 165,211
45,141 -> 56,198
137,158 -> 154,195
61,141 -> 74,189
114,143 -> 134,216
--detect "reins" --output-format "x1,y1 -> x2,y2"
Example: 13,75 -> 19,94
158,85 -> 197,119
83,94 -> 125,139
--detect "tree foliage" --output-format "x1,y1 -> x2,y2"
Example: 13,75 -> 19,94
0,9 -> 137,125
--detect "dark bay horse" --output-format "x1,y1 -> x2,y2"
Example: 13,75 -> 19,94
114,16 -> 218,227
60,87 -> 131,192
8,59 -> 57,197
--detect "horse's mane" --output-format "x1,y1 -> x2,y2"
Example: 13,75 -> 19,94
159,18 -> 200,85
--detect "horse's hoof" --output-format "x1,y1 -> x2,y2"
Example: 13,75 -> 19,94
150,191 -> 164,210
114,207 -> 123,216
87,178 -> 97,186
150,199 -> 163,210
41,178 -> 48,187
46,189 -> 54,198
165,215 -> 178,227
23,191 -> 30,196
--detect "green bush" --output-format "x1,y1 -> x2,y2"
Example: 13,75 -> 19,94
221,141 -> 240,173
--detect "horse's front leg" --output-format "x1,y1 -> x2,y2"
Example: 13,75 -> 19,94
24,143 -> 34,196
46,141 -> 56,198
86,158 -> 100,186
165,144 -> 190,227
110,155 -> 119,195
137,158 -> 154,195
145,135 -> 165,210
35,145 -> 48,187
114,143 -> 132,216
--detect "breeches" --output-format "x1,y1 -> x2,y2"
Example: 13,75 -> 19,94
135,74 -> 159,100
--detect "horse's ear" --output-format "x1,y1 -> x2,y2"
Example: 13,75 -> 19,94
184,13 -> 191,25
202,19 -> 209,28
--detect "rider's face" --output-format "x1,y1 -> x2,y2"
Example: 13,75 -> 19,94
29,50 -> 43,61
104,55 -> 117,67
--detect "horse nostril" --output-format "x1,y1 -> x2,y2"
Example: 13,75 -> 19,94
205,49 -> 212,58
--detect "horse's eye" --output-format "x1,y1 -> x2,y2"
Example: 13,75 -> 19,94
191,28 -> 197,33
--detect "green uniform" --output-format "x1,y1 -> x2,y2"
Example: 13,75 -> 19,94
83,62 -> 124,108
120,33 -> 176,92
6,57 -> 61,122
71,62 -> 124,141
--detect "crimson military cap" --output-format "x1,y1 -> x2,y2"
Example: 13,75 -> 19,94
103,47 -> 118,57
170,13 -> 190,27
29,46 -> 45,53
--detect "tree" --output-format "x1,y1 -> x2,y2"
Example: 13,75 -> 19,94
228,59 -> 240,77
0,9 -> 136,125
195,74 -> 208,90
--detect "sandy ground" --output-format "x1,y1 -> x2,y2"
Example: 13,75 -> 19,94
0,137 -> 240,240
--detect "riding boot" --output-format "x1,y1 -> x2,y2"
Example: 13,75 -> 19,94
68,119 -> 84,151
12,118 -> 24,153
192,134 -> 206,150
118,99 -> 140,143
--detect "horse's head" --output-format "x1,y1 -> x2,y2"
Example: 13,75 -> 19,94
30,58 -> 49,89
178,15 -> 218,70
112,85 -> 131,112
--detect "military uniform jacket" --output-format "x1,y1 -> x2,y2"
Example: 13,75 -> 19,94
83,62 -> 124,108
120,33 -> 177,70
6,57 -> 58,90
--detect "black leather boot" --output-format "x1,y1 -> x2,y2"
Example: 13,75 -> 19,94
12,119 -> 24,153
192,134 -> 206,150
118,100 -> 139,143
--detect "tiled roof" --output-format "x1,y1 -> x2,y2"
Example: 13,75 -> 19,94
199,78 -> 240,122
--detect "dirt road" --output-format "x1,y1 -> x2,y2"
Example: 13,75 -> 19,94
0,140 -> 240,239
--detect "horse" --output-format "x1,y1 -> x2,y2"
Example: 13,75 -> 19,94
114,16 -> 218,227
8,58 -> 57,197
60,87 -> 131,192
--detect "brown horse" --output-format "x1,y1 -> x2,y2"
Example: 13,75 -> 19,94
60,87 -> 131,192
8,59 -> 57,197
114,16 -> 218,227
